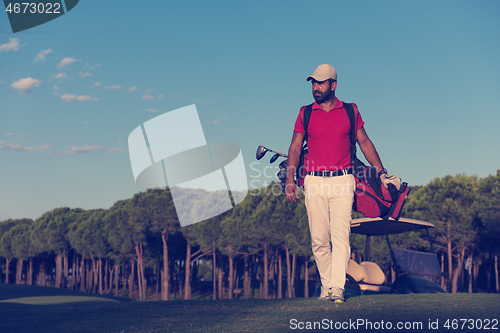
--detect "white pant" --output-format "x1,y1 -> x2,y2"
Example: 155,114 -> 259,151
304,174 -> 355,290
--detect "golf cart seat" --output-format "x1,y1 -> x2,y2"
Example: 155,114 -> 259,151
347,259 -> 367,281
346,260 -> 391,294
360,261 -> 387,286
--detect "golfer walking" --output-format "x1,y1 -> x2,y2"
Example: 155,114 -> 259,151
285,64 -> 386,302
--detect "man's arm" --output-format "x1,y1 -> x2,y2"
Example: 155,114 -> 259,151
285,131 -> 304,203
356,127 -> 384,173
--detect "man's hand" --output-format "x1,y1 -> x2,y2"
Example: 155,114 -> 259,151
380,172 -> 402,191
285,179 -> 299,203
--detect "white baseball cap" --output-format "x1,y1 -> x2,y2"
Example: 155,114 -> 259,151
306,64 -> 337,82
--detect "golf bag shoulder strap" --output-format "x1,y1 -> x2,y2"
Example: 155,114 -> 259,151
295,103 -> 313,188
343,102 -> 357,167
303,103 -> 314,141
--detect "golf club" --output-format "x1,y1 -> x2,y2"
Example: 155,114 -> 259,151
255,145 -> 288,160
270,153 -> 280,163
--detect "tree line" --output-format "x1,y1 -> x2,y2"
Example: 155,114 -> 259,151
1,170 -> 499,300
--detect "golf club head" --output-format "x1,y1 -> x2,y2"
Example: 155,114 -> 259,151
270,153 -> 280,163
256,145 -> 269,160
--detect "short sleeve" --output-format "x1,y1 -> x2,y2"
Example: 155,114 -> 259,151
293,106 -> 306,134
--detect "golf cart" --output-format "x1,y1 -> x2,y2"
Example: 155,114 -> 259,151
345,217 -> 446,295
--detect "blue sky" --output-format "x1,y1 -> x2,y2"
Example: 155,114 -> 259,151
1,1 -> 499,221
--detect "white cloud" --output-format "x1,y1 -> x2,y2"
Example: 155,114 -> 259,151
79,72 -> 92,78
104,85 -> 122,90
57,57 -> 77,69
11,77 -> 40,94
61,93 -> 99,102
144,108 -> 158,113
0,38 -> 25,52
0,142 -> 50,152
5,133 -> 26,139
91,82 -> 101,87
108,147 -> 125,153
206,114 -> 226,125
53,73 -> 67,79
34,48 -> 53,62
142,89 -> 163,100
58,145 -> 101,154
129,86 -> 138,92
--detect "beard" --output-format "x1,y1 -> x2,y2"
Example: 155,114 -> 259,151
313,89 -> 333,104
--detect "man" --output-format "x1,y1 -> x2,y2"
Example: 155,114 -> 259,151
285,64 -> 387,303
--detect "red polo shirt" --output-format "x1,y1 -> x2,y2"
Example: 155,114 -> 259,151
293,98 -> 364,171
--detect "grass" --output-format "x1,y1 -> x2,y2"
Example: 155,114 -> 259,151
0,284 -> 499,332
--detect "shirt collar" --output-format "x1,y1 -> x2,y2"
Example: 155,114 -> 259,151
312,97 -> 342,111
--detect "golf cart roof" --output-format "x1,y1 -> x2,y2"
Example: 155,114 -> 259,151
351,217 -> 435,236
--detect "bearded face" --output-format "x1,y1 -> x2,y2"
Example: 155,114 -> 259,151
312,79 -> 335,104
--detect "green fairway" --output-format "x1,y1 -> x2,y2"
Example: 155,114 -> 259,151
0,295 -> 119,305
0,284 -> 498,333
0,284 -> 130,303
